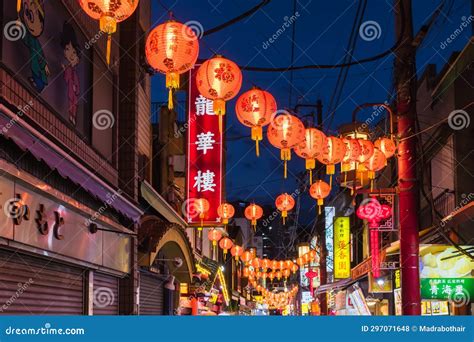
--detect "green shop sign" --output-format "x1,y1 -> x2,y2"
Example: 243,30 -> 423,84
420,278 -> 474,300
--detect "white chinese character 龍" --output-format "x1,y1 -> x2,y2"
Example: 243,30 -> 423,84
195,95 -> 215,116
193,170 -> 216,192
196,131 -> 215,155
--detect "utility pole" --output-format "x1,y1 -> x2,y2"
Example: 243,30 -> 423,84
394,0 -> 421,315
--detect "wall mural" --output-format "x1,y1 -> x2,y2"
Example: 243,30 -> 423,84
2,0 -> 106,139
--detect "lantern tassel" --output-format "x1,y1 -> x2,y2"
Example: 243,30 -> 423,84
309,169 -> 313,185
282,215 -> 286,225
344,171 -> 347,184
168,88 -> 174,110
106,34 -> 112,65
284,160 -> 287,179
219,114 -> 223,133
256,139 -> 260,157
17,0 -> 21,16
329,174 -> 333,188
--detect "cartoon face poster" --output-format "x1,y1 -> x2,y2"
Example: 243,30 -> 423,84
2,0 -> 94,137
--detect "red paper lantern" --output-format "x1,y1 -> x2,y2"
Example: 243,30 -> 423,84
196,56 -> 242,131
145,20 -> 199,109
235,88 -> 277,156
284,260 -> 293,269
268,272 -> 275,282
356,139 -> 375,164
296,257 -> 304,266
219,237 -> 233,256
217,202 -> 235,225
309,180 -> 331,214
294,128 -> 326,184
261,258 -> 271,270
243,267 -> 250,278
251,257 -> 261,269
341,138 -> 362,172
241,250 -> 253,264
78,0 -> 139,64
374,137 -> 397,160
283,269 -> 291,279
207,229 -> 222,247
192,198 -> 209,233
271,260 -> 278,270
363,147 -> 387,190
244,204 -> 263,231
278,260 -> 285,271
231,245 -> 244,261
291,264 -> 299,274
317,136 -> 346,187
267,113 -> 305,178
275,193 -> 295,225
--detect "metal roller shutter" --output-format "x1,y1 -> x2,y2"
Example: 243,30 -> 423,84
0,250 -> 84,315
139,272 -> 164,315
93,272 -> 119,315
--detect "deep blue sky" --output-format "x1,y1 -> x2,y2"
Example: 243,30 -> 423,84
151,0 -> 472,223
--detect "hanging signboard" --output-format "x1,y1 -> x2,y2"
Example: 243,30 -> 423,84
186,65 -> 223,225
333,217 -> 351,279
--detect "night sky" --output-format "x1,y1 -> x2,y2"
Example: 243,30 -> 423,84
151,0 -> 472,224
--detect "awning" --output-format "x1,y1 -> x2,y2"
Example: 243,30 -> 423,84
314,278 -> 355,295
0,105 -> 143,222
141,181 -> 187,228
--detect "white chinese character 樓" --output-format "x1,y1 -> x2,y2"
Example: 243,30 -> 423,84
196,132 -> 215,155
430,284 -> 438,296
195,95 -> 215,116
193,170 -> 216,192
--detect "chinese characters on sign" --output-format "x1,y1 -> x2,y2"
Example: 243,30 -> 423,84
186,66 -> 223,225
333,217 -> 351,279
421,278 -> 474,300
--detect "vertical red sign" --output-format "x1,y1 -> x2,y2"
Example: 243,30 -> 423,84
186,65 -> 223,225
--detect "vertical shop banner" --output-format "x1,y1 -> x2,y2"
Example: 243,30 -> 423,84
333,217 -> 351,279
186,66 -> 223,225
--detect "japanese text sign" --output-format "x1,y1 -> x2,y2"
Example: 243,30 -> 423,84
186,66 -> 223,225
334,216 -> 351,279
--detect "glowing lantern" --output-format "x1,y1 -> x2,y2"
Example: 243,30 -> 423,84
251,257 -> 261,269
296,257 -> 304,266
294,128 -> 326,183
363,147 -> 387,190
217,202 -> 235,226
309,180 -> 331,214
356,139 -> 375,164
256,271 -> 262,279
241,250 -> 253,264
235,88 -> 277,156
231,245 -> 244,261
341,138 -> 362,173
219,237 -> 233,256
374,137 -> 396,160
261,258 -> 271,270
192,198 -> 209,235
303,252 -> 311,263
244,204 -> 263,231
145,20 -> 199,109
275,193 -> 295,225
78,0 -> 139,65
243,267 -> 250,278
207,229 -> 222,253
278,260 -> 285,271
309,250 -> 317,260
317,136 -> 346,187
356,198 -> 392,278
267,113 -> 305,178
196,55 -> 242,131
268,272 -> 275,282
283,269 -> 291,279
276,271 -> 282,280
291,264 -> 299,274
284,260 -> 293,269
271,260 -> 278,270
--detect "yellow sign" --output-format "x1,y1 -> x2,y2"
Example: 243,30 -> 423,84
334,217 -> 351,279
394,269 -> 401,289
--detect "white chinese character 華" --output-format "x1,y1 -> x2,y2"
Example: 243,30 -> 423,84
193,170 -> 216,192
196,131 -> 215,155
195,95 -> 215,116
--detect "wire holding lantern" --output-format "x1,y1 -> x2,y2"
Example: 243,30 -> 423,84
78,0 -> 140,65
235,88 -> 277,156
196,55 -> 242,132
